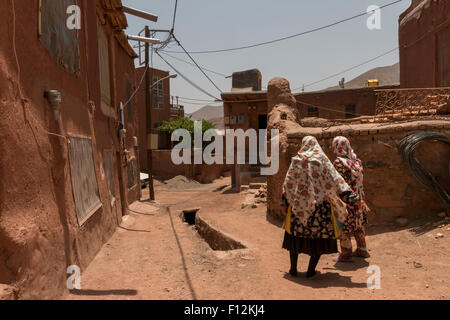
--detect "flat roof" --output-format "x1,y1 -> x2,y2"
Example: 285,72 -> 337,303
221,90 -> 267,101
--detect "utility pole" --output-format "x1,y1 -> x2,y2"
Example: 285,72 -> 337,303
145,26 -> 155,201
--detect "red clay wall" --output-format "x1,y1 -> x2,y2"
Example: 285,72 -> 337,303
152,150 -> 231,183
267,120 -> 450,224
222,86 -> 400,126
0,0 -> 137,299
224,100 -> 268,131
399,0 -> 450,88
136,67 -> 171,173
294,86 -> 399,119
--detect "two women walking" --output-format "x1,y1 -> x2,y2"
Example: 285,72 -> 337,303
282,136 -> 370,277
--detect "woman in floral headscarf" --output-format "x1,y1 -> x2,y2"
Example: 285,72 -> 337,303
282,136 -> 360,278
332,136 -> 371,262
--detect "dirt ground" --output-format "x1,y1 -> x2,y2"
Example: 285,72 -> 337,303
64,177 -> 449,300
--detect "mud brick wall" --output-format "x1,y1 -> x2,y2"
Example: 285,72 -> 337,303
152,150 -> 232,183
267,120 -> 450,223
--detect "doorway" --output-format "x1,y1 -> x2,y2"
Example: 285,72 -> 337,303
258,114 -> 267,130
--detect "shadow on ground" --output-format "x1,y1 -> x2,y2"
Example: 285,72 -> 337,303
283,271 -> 367,289
68,289 -> 138,296
329,258 -> 370,271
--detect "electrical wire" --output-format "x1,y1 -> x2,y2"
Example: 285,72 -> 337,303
163,0 -> 404,54
171,0 -> 178,32
159,51 -> 228,77
155,50 -> 220,100
292,47 -> 399,92
11,0 -> 21,88
171,34 -> 223,93
123,64 -> 149,108
292,17 -> 450,93
398,132 -> 450,209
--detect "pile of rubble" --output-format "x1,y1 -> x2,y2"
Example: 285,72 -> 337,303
241,183 -> 267,209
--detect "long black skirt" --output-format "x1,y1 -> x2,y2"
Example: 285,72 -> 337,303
282,231 -> 338,257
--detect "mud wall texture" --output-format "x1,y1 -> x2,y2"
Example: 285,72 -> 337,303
0,0 -> 137,299
136,67 -> 172,174
399,0 -> 450,87
294,86 -> 399,119
265,78 -> 302,221
152,150 -> 232,183
267,119 -> 450,223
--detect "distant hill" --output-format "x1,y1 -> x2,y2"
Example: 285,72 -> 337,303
187,105 -> 224,129
325,62 -> 399,91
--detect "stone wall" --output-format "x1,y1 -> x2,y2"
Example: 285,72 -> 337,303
267,119 -> 450,223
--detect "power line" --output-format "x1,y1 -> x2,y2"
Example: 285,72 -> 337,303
160,51 -> 268,89
177,99 -> 222,106
171,0 -> 179,32
124,64 -> 149,108
163,0 -> 404,54
171,34 -> 224,93
293,47 -> 399,92
155,50 -> 220,100
291,16 -> 450,93
175,96 -> 220,102
159,51 -> 228,77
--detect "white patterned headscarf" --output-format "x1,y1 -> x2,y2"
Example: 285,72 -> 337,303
283,136 -> 351,225
332,136 -> 364,198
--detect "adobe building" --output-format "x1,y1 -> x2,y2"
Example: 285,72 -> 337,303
170,102 -> 185,120
136,66 -> 176,172
222,1 -> 450,127
399,0 -> 450,88
221,72 -> 393,132
294,85 -> 399,119
0,0 -> 141,299
265,77 -> 450,226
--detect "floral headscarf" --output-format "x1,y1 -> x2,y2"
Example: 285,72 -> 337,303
283,136 -> 351,225
332,136 -> 364,198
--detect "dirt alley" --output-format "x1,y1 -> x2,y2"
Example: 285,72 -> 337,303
64,177 -> 449,300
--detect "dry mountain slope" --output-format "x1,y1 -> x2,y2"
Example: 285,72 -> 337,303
325,62 -> 399,91
187,105 -> 224,130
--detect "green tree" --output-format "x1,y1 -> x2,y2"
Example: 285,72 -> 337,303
159,117 -> 216,148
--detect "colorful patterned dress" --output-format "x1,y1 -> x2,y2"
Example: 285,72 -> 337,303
282,191 -> 359,256
281,136 -> 360,257
331,136 -> 370,259
334,158 -> 369,257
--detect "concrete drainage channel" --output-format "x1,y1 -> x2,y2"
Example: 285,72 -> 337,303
181,208 -> 247,251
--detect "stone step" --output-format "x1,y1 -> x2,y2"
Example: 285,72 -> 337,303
251,176 -> 267,183
240,185 -> 249,192
249,182 -> 266,189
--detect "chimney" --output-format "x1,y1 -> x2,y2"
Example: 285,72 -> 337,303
231,69 -> 262,91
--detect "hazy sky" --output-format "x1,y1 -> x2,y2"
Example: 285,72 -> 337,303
123,0 -> 411,113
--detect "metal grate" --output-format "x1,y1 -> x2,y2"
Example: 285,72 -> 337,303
103,149 -> 116,201
40,0 -> 80,73
68,136 -> 102,225
127,158 -> 138,189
